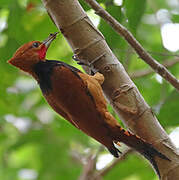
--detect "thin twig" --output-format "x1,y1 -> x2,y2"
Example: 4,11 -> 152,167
79,147 -> 132,180
130,58 -> 179,79
148,51 -> 179,58
83,0 -> 179,91
97,148 -> 132,177
78,146 -> 104,180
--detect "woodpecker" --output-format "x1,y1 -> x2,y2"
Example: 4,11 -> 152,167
8,32 -> 169,178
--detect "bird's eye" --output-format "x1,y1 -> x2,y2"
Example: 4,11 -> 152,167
32,42 -> 39,48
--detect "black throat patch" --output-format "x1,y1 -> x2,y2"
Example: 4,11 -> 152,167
33,60 -> 81,93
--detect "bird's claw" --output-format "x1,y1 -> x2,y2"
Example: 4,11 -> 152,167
72,55 -> 91,67
72,55 -> 97,75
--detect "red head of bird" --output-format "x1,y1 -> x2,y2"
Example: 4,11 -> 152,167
8,32 -> 58,73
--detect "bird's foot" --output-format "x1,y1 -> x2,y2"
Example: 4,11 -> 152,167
72,55 -> 91,67
72,55 -> 96,75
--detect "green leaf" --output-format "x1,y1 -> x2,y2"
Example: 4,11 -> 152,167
99,5 -> 129,61
171,14 -> 179,23
124,0 -> 146,35
104,153 -> 156,179
158,91 -> 179,127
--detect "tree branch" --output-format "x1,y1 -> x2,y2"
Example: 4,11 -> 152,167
130,58 -> 179,79
41,0 -> 179,179
79,147 -> 132,180
84,0 -> 179,91
78,153 -> 98,180
97,148 -> 132,177
78,146 -> 103,180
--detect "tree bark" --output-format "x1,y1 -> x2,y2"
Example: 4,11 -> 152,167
41,0 -> 179,179
84,0 -> 179,92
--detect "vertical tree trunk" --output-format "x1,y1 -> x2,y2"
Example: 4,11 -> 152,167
41,0 -> 179,179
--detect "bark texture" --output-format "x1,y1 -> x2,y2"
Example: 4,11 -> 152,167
41,0 -> 179,179
84,0 -> 179,91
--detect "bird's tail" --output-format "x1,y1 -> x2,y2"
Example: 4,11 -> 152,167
113,126 -> 170,178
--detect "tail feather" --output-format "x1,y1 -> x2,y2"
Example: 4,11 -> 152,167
108,146 -> 122,158
137,140 -> 170,178
112,126 -> 170,178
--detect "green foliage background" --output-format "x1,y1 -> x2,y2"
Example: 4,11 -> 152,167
0,0 -> 178,180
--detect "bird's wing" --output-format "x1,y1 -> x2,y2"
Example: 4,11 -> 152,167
44,93 -> 80,129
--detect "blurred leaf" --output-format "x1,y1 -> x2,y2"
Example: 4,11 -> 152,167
99,5 -> 124,48
171,14 -> 179,23
0,0 -> 12,7
158,91 -> 179,127
124,0 -> 146,35
99,5 -> 128,61
104,153 -> 155,180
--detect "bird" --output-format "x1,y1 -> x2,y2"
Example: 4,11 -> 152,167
8,32 -> 170,178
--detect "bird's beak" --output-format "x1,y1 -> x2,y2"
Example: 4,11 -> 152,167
42,32 -> 59,49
